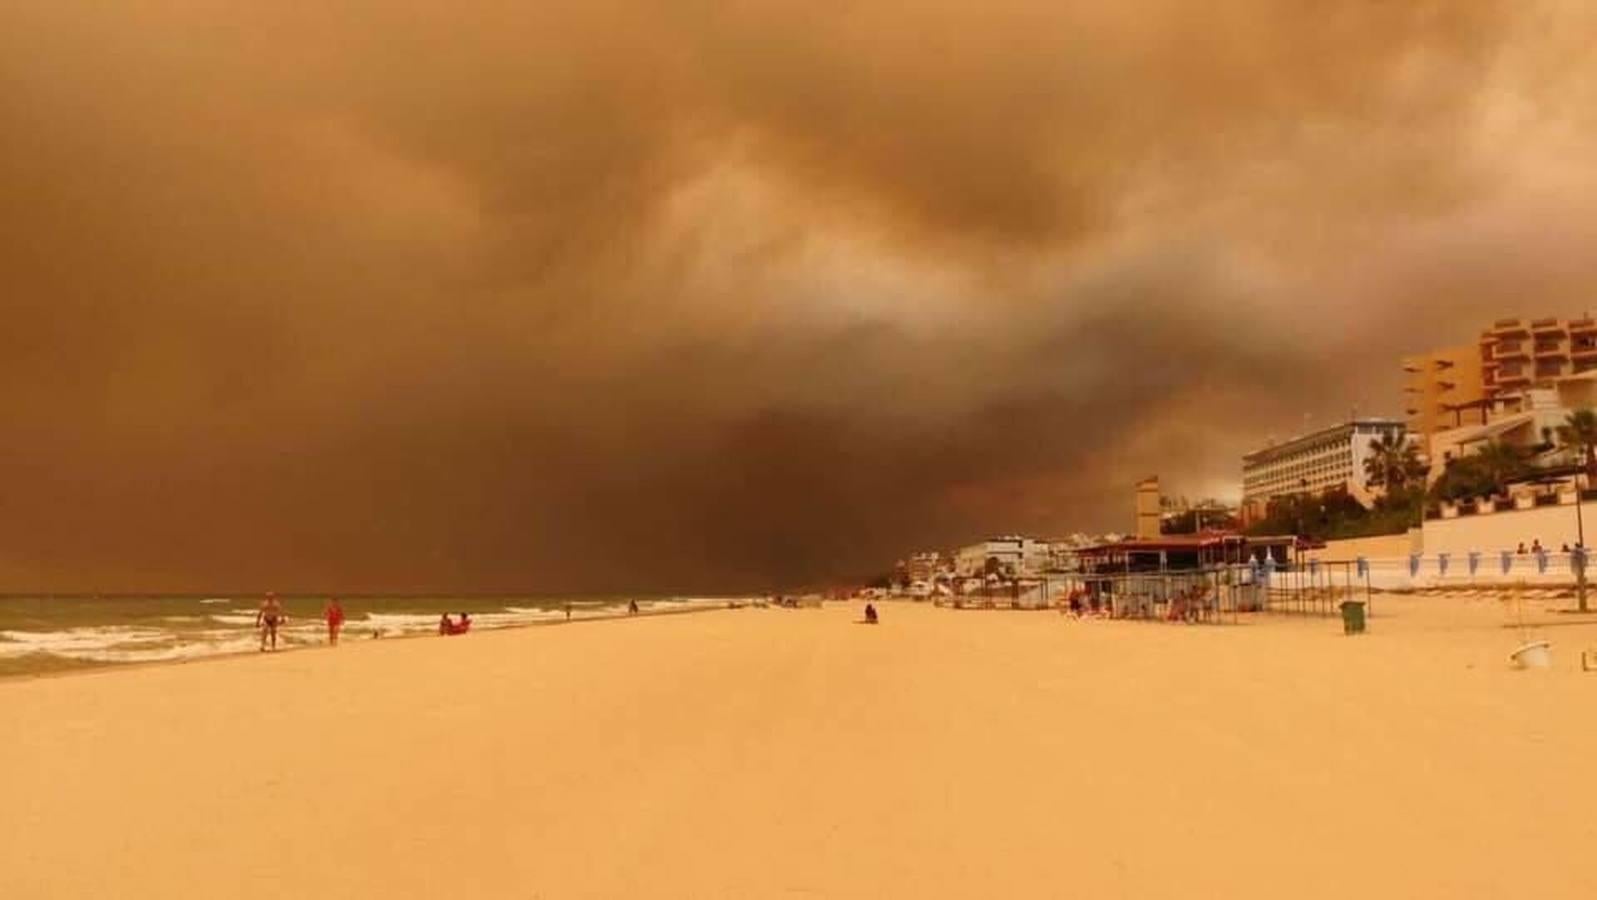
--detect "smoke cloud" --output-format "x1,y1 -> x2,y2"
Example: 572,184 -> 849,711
2,1 -> 1595,591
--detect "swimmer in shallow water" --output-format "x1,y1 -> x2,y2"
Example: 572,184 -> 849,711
257,592 -> 284,651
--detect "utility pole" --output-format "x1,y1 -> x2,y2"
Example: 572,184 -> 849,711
1578,460 -> 1589,614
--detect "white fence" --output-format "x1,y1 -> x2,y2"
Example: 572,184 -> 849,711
1335,551 -> 1587,591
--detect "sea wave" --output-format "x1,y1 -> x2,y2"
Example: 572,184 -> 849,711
54,635 -> 262,664
0,626 -> 177,659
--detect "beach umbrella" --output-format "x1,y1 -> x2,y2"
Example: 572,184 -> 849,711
1501,550 -> 1513,575
1468,551 -> 1481,577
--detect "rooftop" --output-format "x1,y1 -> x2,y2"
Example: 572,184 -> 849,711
1242,418 -> 1405,466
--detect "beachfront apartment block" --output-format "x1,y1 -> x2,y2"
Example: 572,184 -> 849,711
1403,344 -> 1485,438
1480,316 -> 1597,402
1405,316 -> 1597,437
1240,419 -> 1408,521
954,537 -> 1052,577
1403,316 -> 1597,477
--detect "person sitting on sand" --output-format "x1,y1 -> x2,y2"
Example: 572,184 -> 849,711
439,613 -> 454,635
324,597 -> 345,646
864,603 -> 878,624
456,612 -> 471,633
257,592 -> 284,652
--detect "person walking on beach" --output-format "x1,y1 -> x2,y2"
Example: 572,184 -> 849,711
257,592 -> 284,652
565,601 -> 572,621
324,597 -> 345,646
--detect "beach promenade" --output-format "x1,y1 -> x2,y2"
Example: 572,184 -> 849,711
5,598 -> 1597,898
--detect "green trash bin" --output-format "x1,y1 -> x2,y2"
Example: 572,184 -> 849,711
1339,600 -> 1366,635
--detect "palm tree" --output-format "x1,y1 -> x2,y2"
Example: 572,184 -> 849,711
1473,440 -> 1527,499
1363,432 -> 1426,493
1557,408 -> 1597,477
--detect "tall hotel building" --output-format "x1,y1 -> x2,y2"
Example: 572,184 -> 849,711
1240,420 -> 1408,523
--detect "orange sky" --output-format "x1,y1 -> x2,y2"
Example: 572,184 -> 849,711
4,2 -> 1597,591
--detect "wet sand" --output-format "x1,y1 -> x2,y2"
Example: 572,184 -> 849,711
4,597 -> 1596,898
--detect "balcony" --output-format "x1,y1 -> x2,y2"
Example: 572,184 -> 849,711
1490,318 -> 1530,337
1536,362 -> 1565,379
1534,340 -> 1565,356
1572,339 -> 1597,356
1493,340 -> 1529,360
1532,318 -> 1565,335
1572,317 -> 1597,335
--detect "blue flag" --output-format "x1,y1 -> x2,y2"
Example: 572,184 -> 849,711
1437,553 -> 1450,577
1501,550 -> 1513,575
1408,554 -> 1421,577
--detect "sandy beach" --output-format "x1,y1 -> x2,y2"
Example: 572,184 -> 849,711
5,597 -> 1597,898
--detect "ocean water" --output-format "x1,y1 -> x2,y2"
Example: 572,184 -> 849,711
0,594 -> 738,678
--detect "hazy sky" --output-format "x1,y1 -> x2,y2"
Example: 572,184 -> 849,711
5,2 -> 1597,592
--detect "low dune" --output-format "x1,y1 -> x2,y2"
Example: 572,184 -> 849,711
4,596 -> 1596,898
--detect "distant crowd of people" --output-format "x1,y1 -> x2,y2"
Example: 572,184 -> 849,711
1514,539 -> 1585,555
251,593 -> 652,652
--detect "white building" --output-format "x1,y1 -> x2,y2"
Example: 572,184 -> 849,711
1241,419 -> 1408,520
1427,381 -> 1597,479
904,552 -> 946,583
954,536 -> 1052,577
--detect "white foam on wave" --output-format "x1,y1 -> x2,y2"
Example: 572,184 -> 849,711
209,613 -> 258,626
0,626 -> 177,659
53,634 -> 263,664
199,598 -> 232,605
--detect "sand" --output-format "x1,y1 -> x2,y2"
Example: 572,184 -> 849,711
4,596 -> 1597,898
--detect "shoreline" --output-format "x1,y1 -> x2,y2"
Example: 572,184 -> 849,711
0,597 -> 745,685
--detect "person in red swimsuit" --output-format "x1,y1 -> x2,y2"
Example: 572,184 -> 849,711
324,597 -> 345,646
